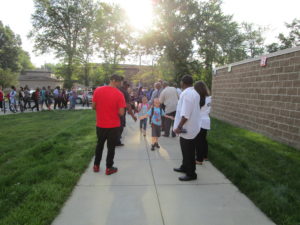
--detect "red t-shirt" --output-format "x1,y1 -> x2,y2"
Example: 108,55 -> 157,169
0,91 -> 3,101
93,86 -> 126,128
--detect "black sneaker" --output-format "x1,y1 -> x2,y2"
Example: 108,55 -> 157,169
116,143 -> 124,147
155,143 -> 160,148
151,144 -> 155,151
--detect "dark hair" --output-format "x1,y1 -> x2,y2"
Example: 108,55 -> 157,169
194,81 -> 210,108
181,75 -> 193,86
110,74 -> 122,82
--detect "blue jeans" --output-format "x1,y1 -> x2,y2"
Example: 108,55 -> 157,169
140,118 -> 147,130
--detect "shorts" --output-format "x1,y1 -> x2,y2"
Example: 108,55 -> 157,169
151,124 -> 161,137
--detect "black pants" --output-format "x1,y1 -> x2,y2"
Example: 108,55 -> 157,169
94,127 -> 119,168
54,98 -> 61,109
195,128 -> 208,162
164,111 -> 176,137
117,115 -> 126,144
179,136 -> 197,177
24,98 -> 31,109
32,100 -> 39,111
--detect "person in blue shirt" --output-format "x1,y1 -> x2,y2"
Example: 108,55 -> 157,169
139,98 -> 174,150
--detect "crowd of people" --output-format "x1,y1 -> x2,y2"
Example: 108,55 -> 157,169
0,85 -> 91,113
92,74 -> 211,181
1,75 -> 211,181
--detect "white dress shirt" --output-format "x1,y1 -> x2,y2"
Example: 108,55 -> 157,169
173,87 -> 201,139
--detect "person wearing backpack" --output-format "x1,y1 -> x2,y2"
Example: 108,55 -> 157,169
139,98 -> 174,151
138,96 -> 151,136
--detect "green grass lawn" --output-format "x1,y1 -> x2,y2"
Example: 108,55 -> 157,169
0,110 -> 96,225
208,118 -> 300,225
0,112 -> 299,225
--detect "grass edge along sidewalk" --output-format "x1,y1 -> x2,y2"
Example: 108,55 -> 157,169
0,110 -> 96,225
0,112 -> 299,225
208,118 -> 300,225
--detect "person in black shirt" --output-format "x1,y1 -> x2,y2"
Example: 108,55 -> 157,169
117,79 -> 137,146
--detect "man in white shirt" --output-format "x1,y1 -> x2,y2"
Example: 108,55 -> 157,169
173,75 -> 201,181
159,81 -> 179,137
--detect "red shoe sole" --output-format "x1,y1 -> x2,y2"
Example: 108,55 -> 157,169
105,169 -> 118,175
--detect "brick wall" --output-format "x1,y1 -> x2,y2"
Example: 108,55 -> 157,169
211,47 -> 300,149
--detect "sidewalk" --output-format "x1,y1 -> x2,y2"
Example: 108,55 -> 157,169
52,117 -> 276,225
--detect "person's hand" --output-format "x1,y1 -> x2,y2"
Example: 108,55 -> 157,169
174,127 -> 181,134
133,116 -> 137,122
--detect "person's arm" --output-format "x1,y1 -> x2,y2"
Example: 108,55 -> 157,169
92,102 -> 96,110
174,116 -> 188,134
164,114 -> 175,120
119,107 -> 125,116
127,103 -> 137,121
139,114 -> 149,120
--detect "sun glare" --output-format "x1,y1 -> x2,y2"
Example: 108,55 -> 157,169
120,0 -> 154,30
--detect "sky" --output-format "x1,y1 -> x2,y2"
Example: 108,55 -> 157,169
0,0 -> 299,67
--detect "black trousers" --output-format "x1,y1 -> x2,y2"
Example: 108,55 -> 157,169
179,136 -> 197,177
117,114 -> 126,144
164,111 -> 176,136
54,98 -> 61,109
94,127 -> 119,168
24,98 -> 31,109
31,100 -> 39,111
195,128 -> 208,162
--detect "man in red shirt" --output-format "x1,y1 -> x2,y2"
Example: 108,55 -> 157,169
92,74 -> 126,175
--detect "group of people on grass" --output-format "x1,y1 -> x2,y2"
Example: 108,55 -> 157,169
0,85 -> 90,113
92,74 -> 211,181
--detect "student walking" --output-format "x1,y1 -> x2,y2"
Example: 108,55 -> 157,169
138,96 -> 151,136
9,86 -> 17,112
92,74 -> 126,175
31,88 -> 40,111
194,81 -> 211,164
139,98 -> 174,151
24,87 -> 31,110
40,87 -> 47,110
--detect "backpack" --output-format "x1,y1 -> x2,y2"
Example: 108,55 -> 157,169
149,107 -> 162,124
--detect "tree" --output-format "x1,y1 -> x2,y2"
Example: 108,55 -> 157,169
0,21 -> 22,72
95,3 -> 133,67
19,50 -> 35,71
29,0 -> 98,88
240,22 -> 265,58
266,18 -> 300,53
0,21 -> 34,88
139,0 -> 198,84
194,0 -> 244,87
77,1 -> 98,87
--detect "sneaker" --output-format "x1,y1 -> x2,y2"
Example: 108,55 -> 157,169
155,143 -> 160,148
151,144 -> 155,151
106,167 -> 118,175
93,165 -> 100,172
116,143 -> 124,147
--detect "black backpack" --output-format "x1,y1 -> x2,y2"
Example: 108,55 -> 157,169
149,107 -> 162,124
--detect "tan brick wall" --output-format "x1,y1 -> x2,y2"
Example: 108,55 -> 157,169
212,48 -> 300,149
